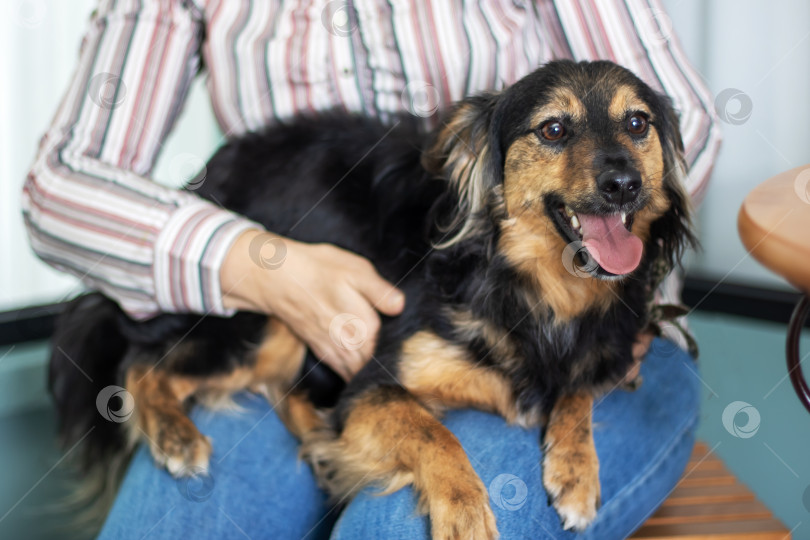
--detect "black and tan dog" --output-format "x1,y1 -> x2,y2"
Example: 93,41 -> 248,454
50,60 -> 694,537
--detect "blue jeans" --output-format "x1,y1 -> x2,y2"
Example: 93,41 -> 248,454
98,338 -> 699,540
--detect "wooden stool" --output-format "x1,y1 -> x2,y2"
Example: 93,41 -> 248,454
738,164 -> 810,413
631,443 -> 790,539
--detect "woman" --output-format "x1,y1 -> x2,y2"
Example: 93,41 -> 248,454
23,1 -> 721,538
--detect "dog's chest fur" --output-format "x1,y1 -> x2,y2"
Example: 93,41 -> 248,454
420,246 -> 650,417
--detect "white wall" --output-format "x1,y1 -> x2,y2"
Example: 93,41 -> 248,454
1,0 -> 809,311
665,0 -> 810,290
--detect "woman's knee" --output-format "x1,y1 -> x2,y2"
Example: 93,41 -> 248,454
99,393 -> 331,539
332,346 -> 699,539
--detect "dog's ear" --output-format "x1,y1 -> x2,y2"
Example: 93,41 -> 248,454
649,94 -> 698,267
422,93 -> 502,248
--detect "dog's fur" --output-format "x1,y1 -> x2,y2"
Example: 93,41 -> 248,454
50,60 -> 695,537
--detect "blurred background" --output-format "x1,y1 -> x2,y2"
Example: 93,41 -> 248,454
1,0 -> 809,538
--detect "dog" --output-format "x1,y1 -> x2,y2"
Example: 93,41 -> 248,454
50,60 -> 695,537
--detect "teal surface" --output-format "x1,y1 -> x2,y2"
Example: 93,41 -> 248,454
0,341 -> 51,417
0,312 -> 808,539
0,408 -> 92,540
690,311 -> 810,540
0,341 -> 92,540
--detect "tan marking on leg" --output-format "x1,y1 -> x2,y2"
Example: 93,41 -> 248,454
170,317 -> 307,410
302,387 -> 498,540
276,392 -> 326,440
252,317 -> 307,384
542,392 -> 600,531
186,317 -> 315,440
128,317 -> 310,473
166,318 -> 306,407
247,318 -> 320,438
398,330 -> 538,426
126,366 -> 212,476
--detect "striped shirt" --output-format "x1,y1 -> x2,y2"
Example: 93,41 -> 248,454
22,0 -> 722,320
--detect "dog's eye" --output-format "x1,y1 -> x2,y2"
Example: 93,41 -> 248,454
627,114 -> 649,136
539,121 -> 566,141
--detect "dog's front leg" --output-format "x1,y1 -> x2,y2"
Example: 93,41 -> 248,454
542,392 -> 600,531
305,386 -> 498,540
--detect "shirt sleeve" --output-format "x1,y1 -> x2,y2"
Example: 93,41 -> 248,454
21,0 -> 261,320
541,0 -> 723,205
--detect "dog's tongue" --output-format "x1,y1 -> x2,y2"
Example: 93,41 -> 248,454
578,214 -> 643,275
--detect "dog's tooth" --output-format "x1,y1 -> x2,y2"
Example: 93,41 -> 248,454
621,211 -> 627,225
564,206 -> 575,217
570,214 -> 580,230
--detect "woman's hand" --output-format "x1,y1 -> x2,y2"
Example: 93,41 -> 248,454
220,229 -> 405,380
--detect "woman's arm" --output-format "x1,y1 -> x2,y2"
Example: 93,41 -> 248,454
22,0 -> 404,377
21,0 -> 259,320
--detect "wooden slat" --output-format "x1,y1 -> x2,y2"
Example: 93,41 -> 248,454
643,500 -> 772,526
677,477 -> 736,488
662,482 -> 756,506
688,442 -> 712,461
678,474 -> 736,488
630,441 -> 791,539
633,517 -> 790,540
685,460 -> 725,472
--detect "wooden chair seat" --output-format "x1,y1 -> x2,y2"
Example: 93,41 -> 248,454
631,442 -> 790,539
738,164 -> 810,293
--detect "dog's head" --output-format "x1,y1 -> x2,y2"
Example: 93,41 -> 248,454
424,60 -> 696,317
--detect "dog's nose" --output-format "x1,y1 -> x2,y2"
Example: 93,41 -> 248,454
596,170 -> 641,206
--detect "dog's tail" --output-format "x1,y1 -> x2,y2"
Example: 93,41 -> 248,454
48,292 -> 134,525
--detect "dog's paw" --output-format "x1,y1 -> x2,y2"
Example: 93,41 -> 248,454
428,475 -> 498,540
143,411 -> 212,477
542,440 -> 600,531
549,481 -> 600,532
